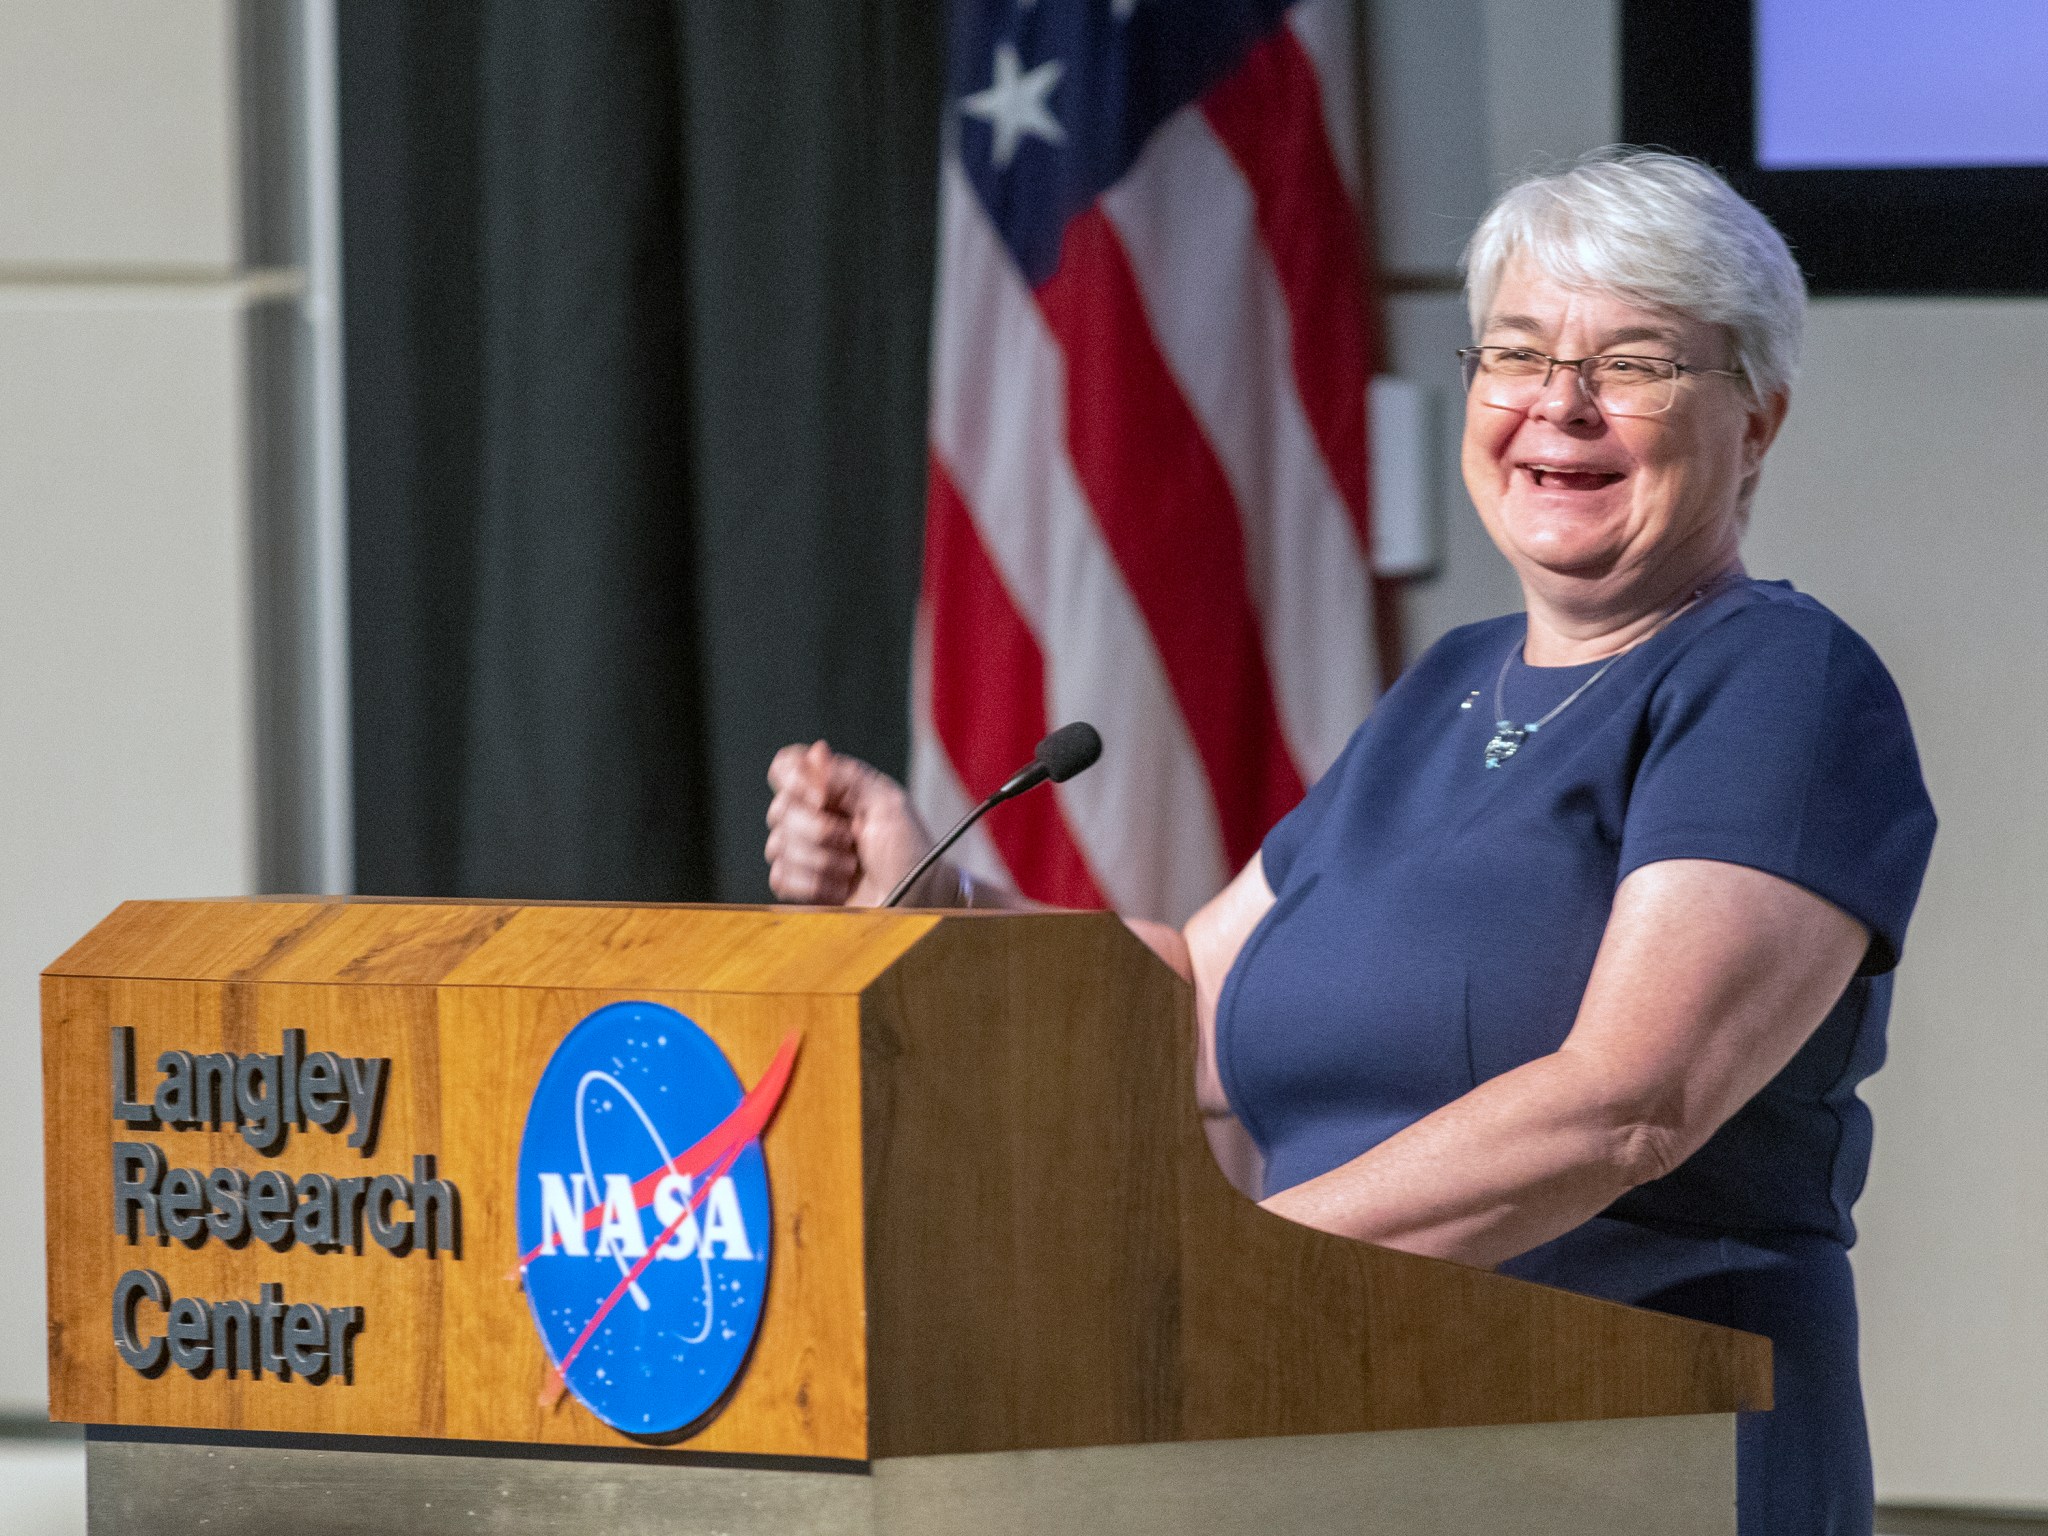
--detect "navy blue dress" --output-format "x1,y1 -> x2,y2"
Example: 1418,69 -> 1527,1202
1217,579 -> 1936,1536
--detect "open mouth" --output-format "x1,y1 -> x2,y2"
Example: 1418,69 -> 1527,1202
1521,463 -> 1626,492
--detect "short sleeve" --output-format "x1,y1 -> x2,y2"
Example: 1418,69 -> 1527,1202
1619,603 -> 1937,975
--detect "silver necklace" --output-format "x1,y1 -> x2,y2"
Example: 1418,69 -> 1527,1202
1475,573 -> 1739,770
1481,647 -> 1622,768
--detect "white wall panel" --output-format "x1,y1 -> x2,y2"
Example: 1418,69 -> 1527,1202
0,0 -> 240,268
1382,291 -> 1525,648
0,287 -> 260,1407
1746,300 -> 2048,1506
0,0 -> 277,1431
1478,0 -> 1618,187
1366,0 -> 1491,276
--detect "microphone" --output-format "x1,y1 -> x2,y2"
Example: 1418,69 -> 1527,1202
881,722 -> 1102,908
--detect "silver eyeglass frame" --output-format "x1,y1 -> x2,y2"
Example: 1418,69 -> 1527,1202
1455,345 -> 1749,417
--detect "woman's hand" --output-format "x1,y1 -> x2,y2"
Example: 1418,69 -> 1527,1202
764,742 -> 934,906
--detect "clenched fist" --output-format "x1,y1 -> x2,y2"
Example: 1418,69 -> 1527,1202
764,742 -> 936,906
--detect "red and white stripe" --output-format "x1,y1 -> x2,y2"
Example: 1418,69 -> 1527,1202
912,0 -> 1379,925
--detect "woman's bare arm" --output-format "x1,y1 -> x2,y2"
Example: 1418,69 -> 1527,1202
1259,858 -> 1868,1267
1126,856 -> 1275,1195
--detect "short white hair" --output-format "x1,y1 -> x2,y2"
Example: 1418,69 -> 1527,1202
1462,149 -> 1807,401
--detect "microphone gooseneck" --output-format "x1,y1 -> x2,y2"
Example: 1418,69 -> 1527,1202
881,722 -> 1103,908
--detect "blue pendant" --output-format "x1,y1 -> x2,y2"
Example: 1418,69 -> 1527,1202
1484,721 -> 1528,769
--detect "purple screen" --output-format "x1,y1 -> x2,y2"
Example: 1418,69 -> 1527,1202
1756,0 -> 2048,169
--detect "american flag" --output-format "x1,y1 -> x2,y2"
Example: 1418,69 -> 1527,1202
911,0 -> 1381,924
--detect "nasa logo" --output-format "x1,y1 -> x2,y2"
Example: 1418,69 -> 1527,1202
516,1001 -> 797,1438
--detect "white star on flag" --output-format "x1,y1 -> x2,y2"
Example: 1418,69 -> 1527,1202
960,42 -> 1066,169
1111,0 -> 1143,17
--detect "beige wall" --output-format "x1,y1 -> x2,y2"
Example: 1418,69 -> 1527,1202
0,4 -> 241,271
0,0 -> 270,1409
1372,0 -> 2048,1507
1747,301 -> 2048,1505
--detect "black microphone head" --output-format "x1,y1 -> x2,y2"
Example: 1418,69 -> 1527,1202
1034,722 -> 1102,783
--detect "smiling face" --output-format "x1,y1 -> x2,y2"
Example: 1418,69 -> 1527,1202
1461,256 -> 1786,618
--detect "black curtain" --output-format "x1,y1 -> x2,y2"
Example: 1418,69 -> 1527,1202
339,1 -> 942,902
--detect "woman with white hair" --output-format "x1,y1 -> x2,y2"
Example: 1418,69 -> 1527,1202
766,150 -> 1936,1534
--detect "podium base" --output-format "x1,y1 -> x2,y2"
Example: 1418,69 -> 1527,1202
86,1414 -> 1734,1535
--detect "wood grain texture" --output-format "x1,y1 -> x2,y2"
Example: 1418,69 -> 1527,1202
46,900 -> 1770,1462
45,900 -> 333,982
44,901 -> 919,1458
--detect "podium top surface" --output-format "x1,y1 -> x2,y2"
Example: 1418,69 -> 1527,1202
47,897 -> 957,996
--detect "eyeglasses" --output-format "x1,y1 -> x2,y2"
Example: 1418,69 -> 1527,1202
1455,346 -> 1746,418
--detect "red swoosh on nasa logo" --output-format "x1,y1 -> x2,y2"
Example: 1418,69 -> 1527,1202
526,1030 -> 800,1405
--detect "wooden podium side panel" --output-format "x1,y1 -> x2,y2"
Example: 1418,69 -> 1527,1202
1174,1184 -> 1772,1440
859,915 -> 1193,1459
44,968 -> 869,1460
1169,1066 -> 1775,1437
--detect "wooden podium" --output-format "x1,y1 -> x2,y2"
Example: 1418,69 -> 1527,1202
43,899 -> 1768,1535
